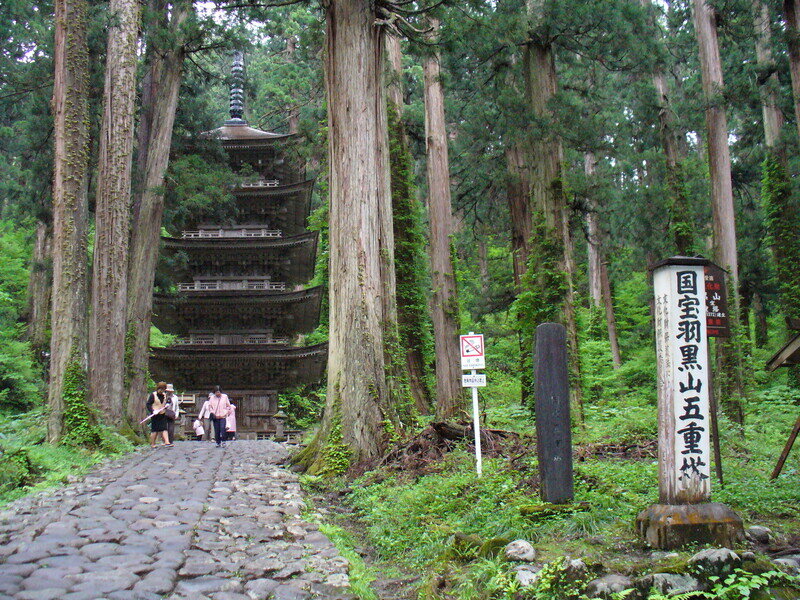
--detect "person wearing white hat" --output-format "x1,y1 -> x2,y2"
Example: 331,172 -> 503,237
165,383 -> 180,444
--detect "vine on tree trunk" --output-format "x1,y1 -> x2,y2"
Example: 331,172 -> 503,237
761,152 -> 800,387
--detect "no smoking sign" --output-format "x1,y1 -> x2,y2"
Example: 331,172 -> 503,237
460,334 -> 485,370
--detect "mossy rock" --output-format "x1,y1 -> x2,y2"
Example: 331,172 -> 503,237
519,501 -> 590,520
651,555 -> 692,575
753,587 -> 800,600
478,537 -> 512,559
443,532 -> 483,562
742,557 -> 781,575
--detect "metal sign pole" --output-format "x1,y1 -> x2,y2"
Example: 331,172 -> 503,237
471,368 -> 482,476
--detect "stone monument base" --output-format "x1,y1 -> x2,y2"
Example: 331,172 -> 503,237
637,503 -> 744,549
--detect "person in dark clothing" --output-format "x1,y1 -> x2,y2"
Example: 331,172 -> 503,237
146,381 -> 171,448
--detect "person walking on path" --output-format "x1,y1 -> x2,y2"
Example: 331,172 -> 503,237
192,418 -> 205,441
146,382 -> 171,448
206,386 -> 232,447
197,396 -> 213,441
226,403 -> 237,441
165,383 -> 180,444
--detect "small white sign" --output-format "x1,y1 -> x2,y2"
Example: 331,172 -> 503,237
460,334 -> 485,370
462,373 -> 487,388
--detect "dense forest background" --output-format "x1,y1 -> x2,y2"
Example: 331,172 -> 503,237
1,0 -> 799,597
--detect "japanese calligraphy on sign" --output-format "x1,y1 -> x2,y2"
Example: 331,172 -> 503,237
704,264 -> 729,338
653,262 -> 711,503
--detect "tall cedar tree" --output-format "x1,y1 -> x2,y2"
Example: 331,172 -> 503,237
49,0 -> 91,440
124,0 -> 190,422
584,151 -> 621,367
693,0 -> 746,424
295,0 -> 401,472
423,17 -> 464,420
522,0 -> 582,415
89,0 -> 140,422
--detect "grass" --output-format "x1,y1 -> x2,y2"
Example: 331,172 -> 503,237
331,378 -> 800,599
0,407 -> 134,505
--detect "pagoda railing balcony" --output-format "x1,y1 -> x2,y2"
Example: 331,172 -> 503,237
181,228 -> 282,239
175,334 -> 291,346
237,178 -> 280,188
177,280 -> 287,292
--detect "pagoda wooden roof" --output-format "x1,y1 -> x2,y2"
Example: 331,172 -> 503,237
149,343 -> 328,391
152,287 -> 323,335
202,121 -> 294,144
162,231 -> 318,284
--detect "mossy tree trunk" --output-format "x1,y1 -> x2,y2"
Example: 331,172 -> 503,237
49,0 -> 91,442
693,0 -> 746,424
297,0 -> 400,473
522,6 -> 582,416
761,153 -> 800,386
423,18 -> 464,421
124,0 -> 189,423
89,0 -> 139,424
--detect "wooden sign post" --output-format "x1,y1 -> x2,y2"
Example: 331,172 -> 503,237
637,257 -> 743,549
534,323 -> 574,504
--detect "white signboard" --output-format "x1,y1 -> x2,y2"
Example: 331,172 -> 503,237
653,263 -> 711,503
460,334 -> 485,370
462,373 -> 487,388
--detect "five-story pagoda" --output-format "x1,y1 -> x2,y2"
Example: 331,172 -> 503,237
150,53 -> 326,438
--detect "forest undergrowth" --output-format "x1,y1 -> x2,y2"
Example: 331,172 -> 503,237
300,344 -> 800,600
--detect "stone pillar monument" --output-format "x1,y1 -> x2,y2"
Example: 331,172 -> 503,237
636,257 -> 743,549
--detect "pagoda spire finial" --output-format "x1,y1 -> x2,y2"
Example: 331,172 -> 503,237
229,51 -> 245,123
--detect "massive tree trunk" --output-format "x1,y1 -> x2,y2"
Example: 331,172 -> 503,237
25,220 -> 52,356
298,0 -> 398,472
523,13 -> 583,415
387,33 -> 433,415
124,0 -> 189,423
89,0 -> 139,424
783,0 -> 800,140
424,18 -> 464,421
584,152 -> 621,368
693,0 -> 745,423
48,0 -> 91,441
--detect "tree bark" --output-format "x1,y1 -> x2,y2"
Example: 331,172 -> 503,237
584,152 -> 621,368
523,17 -> 583,416
89,0 -> 139,424
124,0 -> 189,423
386,33 -> 404,110
755,0 -> 784,150
25,219 -> 52,356
424,18 -> 464,421
303,0 -> 399,469
693,0 -> 745,423
783,0 -> 800,140
48,0 -> 91,441
505,142 -> 532,292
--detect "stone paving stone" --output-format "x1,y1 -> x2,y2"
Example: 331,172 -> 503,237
0,441 -> 351,599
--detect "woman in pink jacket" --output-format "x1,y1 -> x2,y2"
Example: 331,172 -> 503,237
226,403 -> 237,441
204,386 -> 232,447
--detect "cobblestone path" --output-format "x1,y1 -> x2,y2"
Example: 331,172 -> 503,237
0,441 -> 356,600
